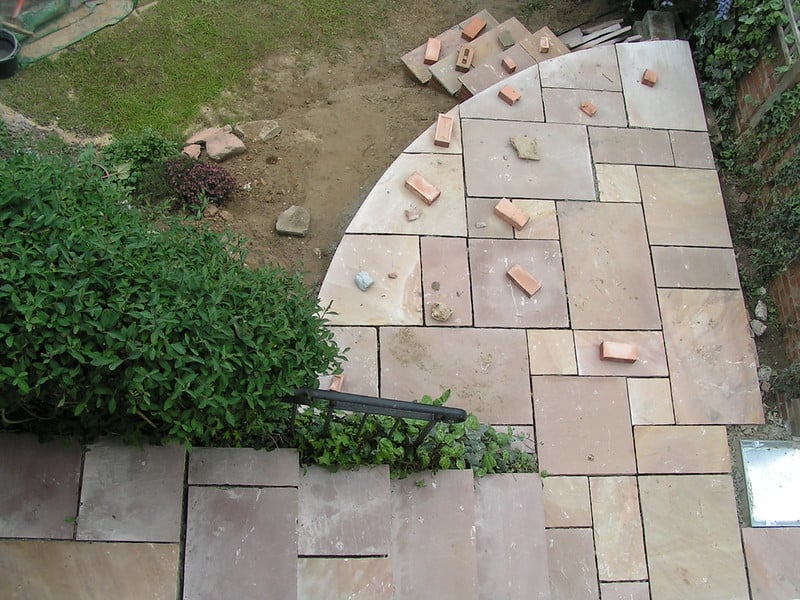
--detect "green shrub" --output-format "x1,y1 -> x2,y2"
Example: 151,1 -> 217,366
166,156 -> 237,208
0,150 -> 341,446
102,128 -> 181,190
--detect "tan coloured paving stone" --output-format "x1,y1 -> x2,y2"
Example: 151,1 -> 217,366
639,475 -> 749,600
319,326 -> 379,396
617,41 -> 707,131
474,474 -> 550,600
589,127 -> 674,165
0,540 -> 179,599
380,327 -> 532,424
640,166 -> 732,247
539,45 -> 622,91
467,197 -> 514,238
469,239 -> 569,328
421,237 -> 472,326
742,527 -> 800,600
533,376 -> 635,475
298,466 -> 390,556
574,330 -> 668,377
184,486 -> 297,600
318,235 -> 422,326
634,426 -> 731,473
527,329 -> 577,375
659,289 -> 763,424
346,153 -> 465,236
298,558 -> 393,600
595,164 -> 641,203
542,476 -> 592,527
391,470 -> 477,600
546,529 -> 600,600
188,447 -> 299,486
404,106 -> 462,154
627,378 -> 674,425
0,434 -> 81,539
651,246 -> 740,289
77,440 -> 185,542
600,582 -> 651,600
463,120 -> 596,200
513,200 -> 559,239
460,63 -> 544,122
669,130 -> 715,168
590,476 -> 648,581
459,44 -> 538,97
542,88 -> 627,127
560,202 -> 661,330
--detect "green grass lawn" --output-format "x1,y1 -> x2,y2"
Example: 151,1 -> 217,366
0,0 -> 389,137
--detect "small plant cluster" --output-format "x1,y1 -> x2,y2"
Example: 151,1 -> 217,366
102,128 -> 182,189
166,156 -> 237,209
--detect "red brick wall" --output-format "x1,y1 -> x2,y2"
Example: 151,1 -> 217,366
735,58 -> 779,133
770,260 -> 800,362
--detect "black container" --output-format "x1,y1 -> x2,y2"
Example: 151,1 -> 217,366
0,29 -> 20,80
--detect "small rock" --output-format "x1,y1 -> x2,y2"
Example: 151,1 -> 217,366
431,281 -> 440,291
276,205 -> 311,237
313,248 -> 322,259
761,381 -> 771,393
182,144 -> 202,159
755,300 -> 768,321
475,221 -> 487,229
757,365 -> 773,383
510,135 -> 540,161
204,204 -> 219,218
234,119 -> 281,142
388,272 -> 398,279
205,132 -> 246,162
219,210 -> 233,222
405,207 -> 421,222
431,302 -> 453,322
750,319 -> 767,337
355,271 -> 374,291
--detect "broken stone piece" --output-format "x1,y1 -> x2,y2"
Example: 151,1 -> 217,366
510,135 -> 540,161
405,207 -> 422,222
186,125 -> 232,145
234,120 -> 281,142
182,144 -> 202,159
205,132 -> 246,162
475,221 -> 487,229
431,302 -> 453,322
755,300 -> 768,321
355,271 -> 375,291
276,205 -> 310,237
751,319 -> 767,337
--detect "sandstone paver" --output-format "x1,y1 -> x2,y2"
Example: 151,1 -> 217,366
298,558 -> 393,600
421,236 -> 473,326
542,476 -> 592,528
546,529 -> 600,600
188,448 -> 298,486
651,246 -> 739,288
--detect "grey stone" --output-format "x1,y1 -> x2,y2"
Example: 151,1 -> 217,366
234,119 -> 281,142
431,302 -> 454,322
757,366 -> 773,383
643,10 -> 677,40
755,300 -> 768,321
475,221 -> 487,229
751,319 -> 767,337
355,271 -> 375,291
205,132 -> 246,162
276,205 -> 310,236
510,135 -> 540,161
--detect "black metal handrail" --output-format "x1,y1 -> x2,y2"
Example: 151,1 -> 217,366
283,388 -> 468,448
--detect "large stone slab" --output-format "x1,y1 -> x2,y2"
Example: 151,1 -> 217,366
0,540 -> 179,599
546,529 -> 600,600
298,558 -> 393,600
380,327 -> 532,424
742,527 -> 800,600
0,434 -> 81,539
183,486 -> 297,600
542,476 -> 592,527
188,448 -> 298,486
627,378 -> 674,425
539,45 -> 621,91
542,88 -> 627,127
527,329 -> 577,375
634,425 -> 731,473
589,127 -> 673,165
77,440 -> 185,542
669,130 -> 714,168
651,246 -> 740,289
639,475 -> 749,599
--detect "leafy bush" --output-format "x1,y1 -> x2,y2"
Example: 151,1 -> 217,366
0,150 -> 341,446
102,128 -> 181,190
166,156 -> 237,208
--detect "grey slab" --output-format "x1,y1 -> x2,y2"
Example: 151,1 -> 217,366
298,465 -> 391,556
589,127 -> 674,165
0,434 -> 81,539
460,64 -> 544,122
183,486 -> 297,600
77,440 -> 185,542
540,44 -> 622,91
463,120 -> 595,200
474,473 -> 550,600
188,447 -> 298,486
391,470 -> 478,600
652,246 -> 740,288
617,40 -> 707,131
542,88 -> 627,127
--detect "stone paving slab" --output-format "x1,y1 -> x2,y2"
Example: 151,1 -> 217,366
321,326 -> 379,396
627,378 -> 675,425
298,558 -> 393,600
512,199 -> 559,239
600,582 -> 651,600
595,164 -> 641,203
639,475 -> 749,600
742,527 -> 800,599
298,465 -> 390,556
404,106 -> 462,155
527,329 -> 577,375
634,425 -> 731,474
421,236 -> 473,326
542,88 -> 627,127
0,434 -> 81,539
459,44 -> 538,97
539,45 -> 621,91
467,197 -> 515,238
183,486 -> 297,600
546,528 -> 600,600
188,447 -> 298,486
669,130 -> 715,168
0,540 -> 179,599
651,246 -> 740,289
460,65 -> 545,122
77,440 -> 185,542
589,127 -> 673,165
573,330 -> 668,377
379,327 -> 532,424
542,476 -> 592,527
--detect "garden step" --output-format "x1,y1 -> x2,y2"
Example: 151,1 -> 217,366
474,473 -> 551,600
391,469 -> 478,599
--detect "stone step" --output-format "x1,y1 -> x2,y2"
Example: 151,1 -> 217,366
474,473 -> 551,600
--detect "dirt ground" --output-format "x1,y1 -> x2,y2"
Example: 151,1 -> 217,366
194,0 -> 620,289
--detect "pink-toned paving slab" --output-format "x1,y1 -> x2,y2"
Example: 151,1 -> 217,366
188,447 -> 298,486
595,164 -> 641,203
542,476 -> 592,528
298,558 -> 393,600
460,64 -> 545,121
634,425 -> 731,473
546,528 -> 600,600
539,45 -> 621,91
420,236 -> 473,326
574,330 -> 668,377
627,378 -> 675,425
589,127 -> 674,165
742,527 -> 800,599
527,329 -> 577,375
651,246 -> 740,289
600,582 -> 651,600
542,88 -> 627,127
512,199 -> 559,240
669,130 -> 715,168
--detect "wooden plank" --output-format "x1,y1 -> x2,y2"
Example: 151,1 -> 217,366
582,18 -> 624,34
573,25 -> 632,50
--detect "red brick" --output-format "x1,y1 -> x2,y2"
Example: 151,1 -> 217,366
498,85 -> 521,105
539,36 -> 550,53
462,17 -> 486,41
434,113 -> 454,147
424,37 -> 442,65
507,264 -> 541,297
456,45 -> 474,72
502,56 -> 517,73
599,341 -> 639,363
329,374 -> 344,392
405,172 -> 441,205
493,198 -> 530,230
641,69 -> 658,87
580,101 -> 597,117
